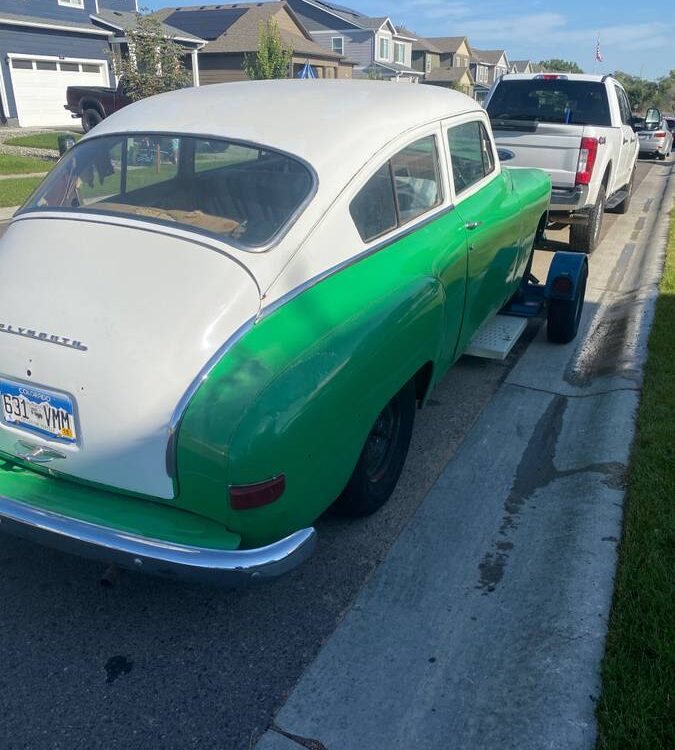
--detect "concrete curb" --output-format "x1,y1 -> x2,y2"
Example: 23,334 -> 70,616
255,161 -> 674,750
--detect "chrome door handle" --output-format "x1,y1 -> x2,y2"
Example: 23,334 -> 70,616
465,221 -> 483,230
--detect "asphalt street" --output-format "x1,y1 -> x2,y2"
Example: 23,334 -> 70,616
0,158 -> 664,750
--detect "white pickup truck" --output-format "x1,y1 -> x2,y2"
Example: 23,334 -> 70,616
485,73 -> 639,253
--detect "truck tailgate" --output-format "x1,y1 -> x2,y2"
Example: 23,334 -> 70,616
492,123 -> 584,188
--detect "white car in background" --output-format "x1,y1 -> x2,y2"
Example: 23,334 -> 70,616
637,116 -> 673,160
486,73 -> 640,253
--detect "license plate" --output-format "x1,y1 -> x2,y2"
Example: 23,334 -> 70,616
0,379 -> 77,444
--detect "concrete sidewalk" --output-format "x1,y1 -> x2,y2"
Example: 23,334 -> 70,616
255,161 -> 674,750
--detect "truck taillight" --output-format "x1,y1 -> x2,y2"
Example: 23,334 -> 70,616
576,137 -> 598,186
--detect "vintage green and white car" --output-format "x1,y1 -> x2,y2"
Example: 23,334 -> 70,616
0,81 -> 558,584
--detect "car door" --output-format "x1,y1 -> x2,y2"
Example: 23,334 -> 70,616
444,116 -> 524,355
615,85 -> 637,186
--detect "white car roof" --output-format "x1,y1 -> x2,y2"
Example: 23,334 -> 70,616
89,80 -> 480,181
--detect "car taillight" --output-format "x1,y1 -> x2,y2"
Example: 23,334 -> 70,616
654,131 -> 666,138
230,475 -> 286,510
576,137 -> 598,186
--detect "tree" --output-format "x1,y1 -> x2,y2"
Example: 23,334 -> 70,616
110,13 -> 192,101
539,59 -> 584,74
243,19 -> 292,80
613,71 -> 659,112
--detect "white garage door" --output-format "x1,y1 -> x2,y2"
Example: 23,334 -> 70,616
9,57 -> 108,128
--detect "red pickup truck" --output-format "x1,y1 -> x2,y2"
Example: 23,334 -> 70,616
64,80 -> 131,132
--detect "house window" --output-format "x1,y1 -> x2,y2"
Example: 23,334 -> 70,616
425,56 -> 432,74
378,36 -> 390,61
58,0 -> 85,8
394,42 -> 405,65
331,37 -> 344,56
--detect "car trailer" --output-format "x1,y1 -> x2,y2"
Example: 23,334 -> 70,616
466,250 -> 588,360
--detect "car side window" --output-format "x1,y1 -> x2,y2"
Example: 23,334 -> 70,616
447,120 -> 495,195
615,86 -> 632,126
350,135 -> 442,243
350,163 -> 398,242
390,136 -> 442,224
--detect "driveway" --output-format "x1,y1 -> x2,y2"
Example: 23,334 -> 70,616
0,159 -> 668,750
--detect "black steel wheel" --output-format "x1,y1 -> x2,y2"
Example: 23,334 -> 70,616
335,379 -> 416,517
547,263 -> 588,344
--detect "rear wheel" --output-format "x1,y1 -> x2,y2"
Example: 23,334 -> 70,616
612,169 -> 634,215
335,379 -> 416,517
82,108 -> 102,132
547,263 -> 588,344
569,186 -> 605,254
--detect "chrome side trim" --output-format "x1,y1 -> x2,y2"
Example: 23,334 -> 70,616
260,202 -> 457,321
0,494 -> 316,586
165,316 -> 256,480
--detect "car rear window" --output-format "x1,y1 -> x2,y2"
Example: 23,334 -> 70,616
21,134 -> 315,249
487,79 -> 611,127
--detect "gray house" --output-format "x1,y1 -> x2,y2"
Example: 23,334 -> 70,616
0,0 -> 203,127
285,0 -> 420,81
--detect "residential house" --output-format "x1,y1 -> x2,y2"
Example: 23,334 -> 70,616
423,66 -> 474,95
285,0 -> 420,82
510,59 -> 534,74
0,1 -> 204,127
422,36 -> 472,70
470,48 -> 509,104
411,36 -> 441,77
154,2 -> 353,83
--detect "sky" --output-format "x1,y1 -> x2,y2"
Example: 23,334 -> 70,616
144,0 -> 673,80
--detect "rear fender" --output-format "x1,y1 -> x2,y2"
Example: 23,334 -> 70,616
545,251 -> 588,301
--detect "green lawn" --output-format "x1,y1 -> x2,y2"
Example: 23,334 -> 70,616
0,177 -> 42,207
595,211 -> 675,749
0,153 -> 53,175
4,131 -> 82,150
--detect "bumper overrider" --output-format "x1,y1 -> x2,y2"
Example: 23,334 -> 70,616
0,494 -> 316,586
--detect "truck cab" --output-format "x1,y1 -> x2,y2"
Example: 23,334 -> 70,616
485,73 -> 639,253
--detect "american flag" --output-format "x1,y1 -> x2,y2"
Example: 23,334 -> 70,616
595,37 -> 604,63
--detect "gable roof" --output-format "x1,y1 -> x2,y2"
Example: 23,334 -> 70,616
425,66 -> 474,84
0,10 -> 111,36
511,59 -> 532,72
412,37 -> 442,54
155,3 -> 344,59
472,48 -> 508,66
92,9 -> 205,44
394,25 -> 417,40
424,36 -> 470,55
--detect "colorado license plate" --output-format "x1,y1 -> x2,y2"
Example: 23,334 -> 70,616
0,379 -> 77,444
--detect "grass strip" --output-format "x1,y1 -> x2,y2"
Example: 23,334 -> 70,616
0,177 -> 42,208
596,210 -> 675,749
0,153 -> 53,175
4,132 -> 81,150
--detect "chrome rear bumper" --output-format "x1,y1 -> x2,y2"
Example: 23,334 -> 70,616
0,495 -> 316,586
550,184 -> 589,212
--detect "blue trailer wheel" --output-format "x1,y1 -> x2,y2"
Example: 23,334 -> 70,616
547,261 -> 588,343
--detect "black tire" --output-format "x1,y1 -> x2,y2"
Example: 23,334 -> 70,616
82,108 -> 102,133
547,263 -> 588,344
569,186 -> 605,254
335,379 -> 416,517
611,169 -> 634,215
657,151 -> 666,160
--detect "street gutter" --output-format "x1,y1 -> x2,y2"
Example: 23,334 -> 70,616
255,160 -> 674,750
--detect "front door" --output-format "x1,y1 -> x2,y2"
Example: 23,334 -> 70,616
443,117 -> 524,355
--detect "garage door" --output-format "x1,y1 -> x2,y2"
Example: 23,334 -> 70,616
9,57 -> 108,128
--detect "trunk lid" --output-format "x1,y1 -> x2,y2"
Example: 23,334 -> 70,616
0,216 -> 260,500
491,122 -> 585,188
